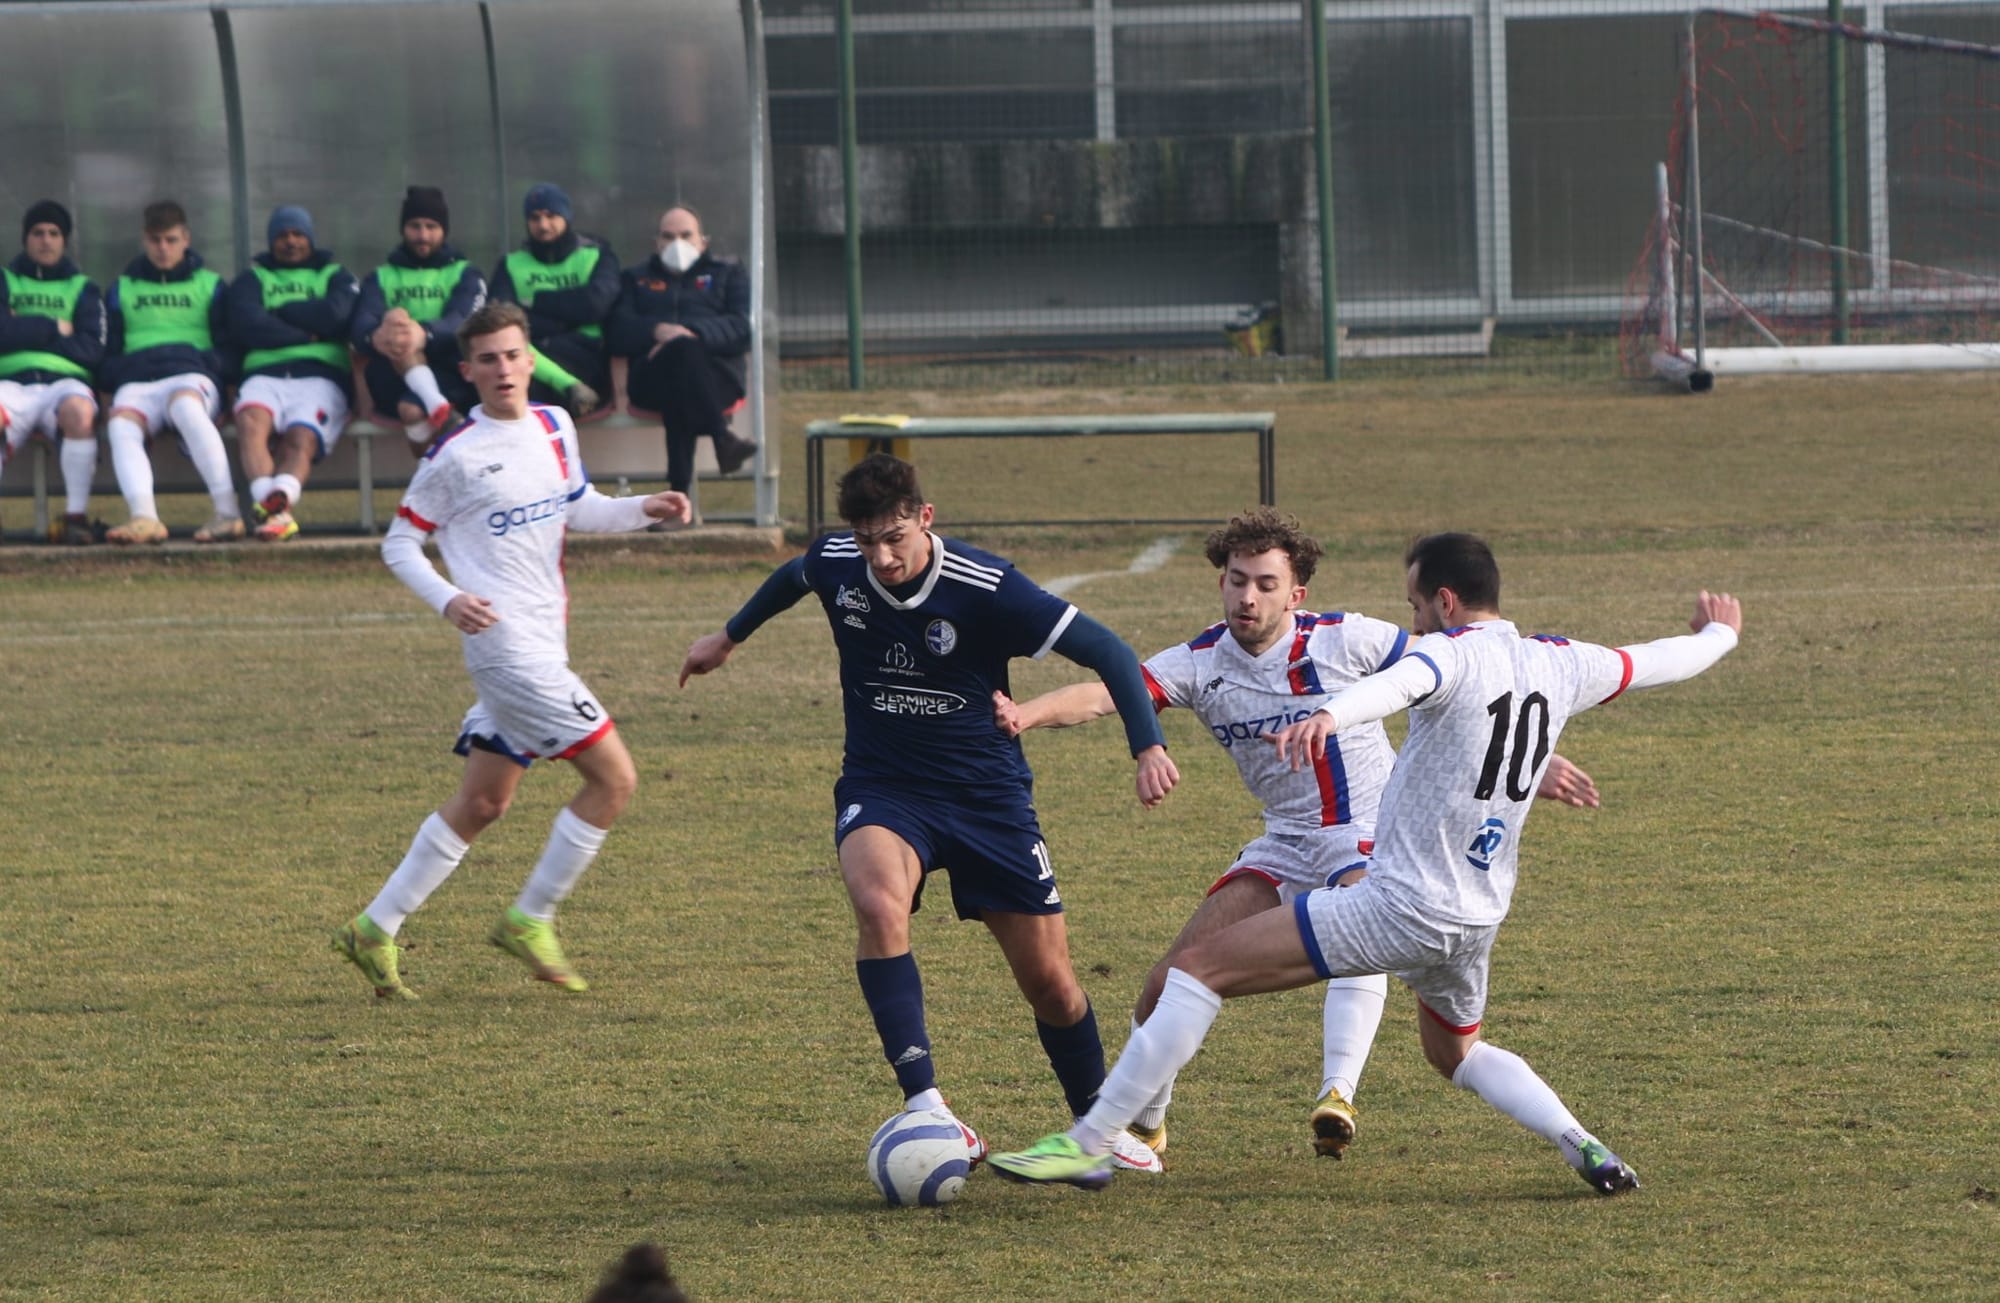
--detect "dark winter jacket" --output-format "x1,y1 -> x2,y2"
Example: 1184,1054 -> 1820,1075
606,251 -> 751,385
225,248 -> 360,390
350,242 -> 487,360
102,250 -> 230,391
0,251 -> 106,384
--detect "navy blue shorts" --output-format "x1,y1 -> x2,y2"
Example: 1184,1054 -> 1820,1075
833,777 -> 1062,921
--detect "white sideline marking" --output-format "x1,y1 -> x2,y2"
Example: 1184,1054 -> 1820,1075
1043,537 -> 1180,597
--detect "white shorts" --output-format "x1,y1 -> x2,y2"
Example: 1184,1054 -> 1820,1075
454,662 -> 614,766
1215,825 -> 1375,904
1293,878 -> 1498,1032
0,377 -> 96,446
235,375 -> 350,457
111,374 -> 218,434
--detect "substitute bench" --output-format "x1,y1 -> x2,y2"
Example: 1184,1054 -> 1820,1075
0,356 -> 770,539
802,412 -> 1276,538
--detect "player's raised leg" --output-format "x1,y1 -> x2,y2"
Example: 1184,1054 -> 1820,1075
1126,872 -> 1279,1155
334,746 -> 523,999
991,901 -> 1323,1187
1419,1004 -> 1639,1196
489,725 -> 637,992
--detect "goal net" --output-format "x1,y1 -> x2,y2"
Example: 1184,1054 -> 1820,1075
1622,8 -> 2000,384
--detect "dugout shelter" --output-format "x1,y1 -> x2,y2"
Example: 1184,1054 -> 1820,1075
0,0 -> 780,528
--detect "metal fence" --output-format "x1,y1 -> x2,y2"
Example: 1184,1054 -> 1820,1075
770,0 -> 2000,386
5,0 -> 2000,394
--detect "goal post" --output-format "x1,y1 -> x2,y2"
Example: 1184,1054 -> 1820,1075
1622,8 -> 2000,385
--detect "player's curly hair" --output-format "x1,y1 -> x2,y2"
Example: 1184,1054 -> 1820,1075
587,1243 -> 690,1303
456,300 -> 532,357
1203,507 -> 1323,586
836,452 -> 924,525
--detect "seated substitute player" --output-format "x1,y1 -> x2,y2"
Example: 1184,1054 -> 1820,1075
350,185 -> 485,452
992,533 -> 1742,1196
490,183 -> 613,419
225,205 -> 359,542
100,200 -> 240,544
678,454 -> 1179,1174
606,204 -> 757,493
332,301 -> 692,1000
0,200 -> 105,545
993,508 -> 1599,1165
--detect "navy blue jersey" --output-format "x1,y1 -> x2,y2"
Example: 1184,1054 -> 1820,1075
801,532 -> 1077,793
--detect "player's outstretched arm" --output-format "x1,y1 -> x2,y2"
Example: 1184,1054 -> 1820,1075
1619,589 -> 1743,692
992,682 -> 1118,737
1692,589 -> 1742,635
678,630 -> 736,686
1270,652 -> 1441,771
678,556 -> 813,687
1048,613 -> 1174,807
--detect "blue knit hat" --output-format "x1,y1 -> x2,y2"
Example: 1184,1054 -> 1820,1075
522,183 -> 573,223
267,204 -> 315,246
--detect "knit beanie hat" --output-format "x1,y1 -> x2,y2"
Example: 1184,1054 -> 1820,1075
400,185 -> 450,231
267,204 -> 315,246
522,183 -> 573,223
22,199 -> 72,243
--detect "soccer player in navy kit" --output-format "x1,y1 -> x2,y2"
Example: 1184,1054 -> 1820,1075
679,454 -> 1179,1171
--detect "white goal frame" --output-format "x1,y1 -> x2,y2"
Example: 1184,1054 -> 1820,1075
1648,9 -> 2000,387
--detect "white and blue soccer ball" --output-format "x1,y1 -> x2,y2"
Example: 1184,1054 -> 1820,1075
867,1107 -> 974,1207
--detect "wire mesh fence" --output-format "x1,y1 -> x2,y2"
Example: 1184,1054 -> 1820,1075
5,1 -> 2000,395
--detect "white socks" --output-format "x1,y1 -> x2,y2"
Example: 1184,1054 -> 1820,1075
167,393 -> 237,516
249,474 -> 275,507
1073,968 -> 1222,1156
1451,1040 -> 1598,1170
107,415 -> 155,518
513,806 -> 608,922
403,365 -> 448,416
1130,1015 -> 1174,1133
366,812 -> 471,937
272,472 -> 302,509
60,437 -> 98,515
905,1088 -> 945,1113
1127,969 -> 1389,1133
1321,973 -> 1388,1102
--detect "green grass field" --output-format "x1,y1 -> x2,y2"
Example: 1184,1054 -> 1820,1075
3,374 -> 1997,1300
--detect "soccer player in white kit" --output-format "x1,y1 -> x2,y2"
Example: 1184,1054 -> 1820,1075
993,531 -> 1741,1196
333,302 -> 691,1000
994,509 -> 1598,1163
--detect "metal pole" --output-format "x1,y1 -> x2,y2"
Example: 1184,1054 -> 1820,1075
1685,14 -> 1706,372
1309,0 -> 1338,380
480,4 -> 510,246
211,10 -> 251,272
1827,0 -> 1850,343
837,0 -> 864,390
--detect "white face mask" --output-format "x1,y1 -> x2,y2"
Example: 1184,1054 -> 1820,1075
661,238 -> 702,274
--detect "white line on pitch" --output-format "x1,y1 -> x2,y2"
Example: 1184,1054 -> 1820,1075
1043,537 -> 1181,596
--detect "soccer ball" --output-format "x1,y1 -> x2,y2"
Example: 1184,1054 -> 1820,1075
866,1107 -> 974,1207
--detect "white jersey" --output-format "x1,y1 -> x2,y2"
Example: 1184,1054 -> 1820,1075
1144,611 -> 1408,835
393,404 -> 594,672
1368,619 -> 1630,925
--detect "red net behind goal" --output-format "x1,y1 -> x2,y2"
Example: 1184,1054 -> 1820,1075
1621,8 -> 2000,377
